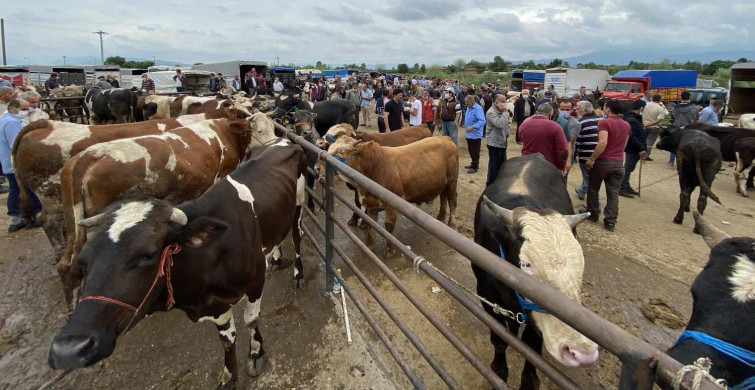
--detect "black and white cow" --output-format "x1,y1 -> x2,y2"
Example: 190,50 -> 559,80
270,92 -> 356,135
657,127 -> 722,230
84,87 -> 139,124
48,140 -> 304,389
473,154 -> 598,390
666,212 -> 755,390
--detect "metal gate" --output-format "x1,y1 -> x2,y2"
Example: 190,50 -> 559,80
275,122 -> 721,390
40,96 -> 89,124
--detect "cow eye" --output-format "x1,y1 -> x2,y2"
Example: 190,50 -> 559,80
519,260 -> 531,268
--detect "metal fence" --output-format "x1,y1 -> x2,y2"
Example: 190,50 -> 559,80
275,122 -> 720,390
40,96 -> 88,124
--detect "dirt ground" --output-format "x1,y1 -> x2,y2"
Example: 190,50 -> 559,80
1,118 -> 754,390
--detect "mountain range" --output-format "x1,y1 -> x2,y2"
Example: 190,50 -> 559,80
538,49 -> 755,66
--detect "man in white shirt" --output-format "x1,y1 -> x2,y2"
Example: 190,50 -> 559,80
642,94 -> 668,161
407,91 -> 423,126
273,78 -> 284,93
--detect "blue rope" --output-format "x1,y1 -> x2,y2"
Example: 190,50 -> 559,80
676,330 -> 755,369
498,244 -> 548,322
731,375 -> 755,390
325,134 -> 337,143
331,155 -> 353,164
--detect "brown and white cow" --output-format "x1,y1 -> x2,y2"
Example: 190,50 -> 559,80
142,95 -> 177,120
169,95 -> 233,117
327,136 -> 458,257
12,105 -> 251,259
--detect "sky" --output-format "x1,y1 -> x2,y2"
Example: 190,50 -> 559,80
2,0 -> 753,67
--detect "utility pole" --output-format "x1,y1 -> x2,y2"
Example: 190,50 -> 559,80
62,55 -> 67,65
275,56 -> 280,65
152,56 -> 156,64
1,19 -> 6,66
93,30 -> 109,65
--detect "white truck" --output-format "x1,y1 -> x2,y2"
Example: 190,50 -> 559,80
544,68 -> 610,97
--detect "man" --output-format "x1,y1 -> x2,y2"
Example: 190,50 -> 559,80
539,91 -> 554,106
485,94 -> 510,185
520,103 -> 568,172
108,75 -> 120,88
585,99 -> 631,232
579,86 -> 588,100
642,94 -> 666,161
0,86 -> 14,114
139,73 -> 155,92
273,77 -> 284,93
464,95 -> 486,174
173,69 -> 186,93
95,76 -> 112,89
19,91 -> 49,126
245,70 -> 257,94
640,91 -> 652,103
557,101 -> 581,179
671,91 -> 699,165
574,101 -> 601,200
513,89 -> 536,143
232,74 -> 242,91
360,84 -> 374,126
1,99 -> 42,232
620,100 -> 647,198
384,89 -> 404,132
346,83 -> 362,127
210,73 -> 222,92
546,84 -> 559,100
407,92 -> 422,126
420,89 -> 435,134
0,76 -> 11,88
219,80 -> 236,96
436,87 -> 461,145
699,99 -> 723,126
45,72 -> 60,95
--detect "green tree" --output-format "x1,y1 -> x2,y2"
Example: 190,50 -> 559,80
489,56 -> 509,72
104,56 -> 126,66
411,63 -> 420,72
446,65 -> 458,74
737,57 -> 749,63
546,58 -> 566,68
360,63 -> 367,70
420,64 -> 426,73
518,60 -> 538,69
454,58 -> 467,69
467,59 -> 484,69
396,63 -> 410,73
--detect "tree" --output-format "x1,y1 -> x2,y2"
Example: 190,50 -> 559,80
411,63 -> 420,72
489,56 -> 509,72
518,60 -> 538,69
737,57 -> 749,63
360,63 -> 367,70
546,58 -> 565,68
467,59 -> 484,69
446,65 -> 458,74
420,64 -> 426,73
454,58 -> 467,69
104,56 -> 126,66
396,63 -> 410,73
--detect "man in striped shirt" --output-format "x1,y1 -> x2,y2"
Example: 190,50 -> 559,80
574,101 -> 601,200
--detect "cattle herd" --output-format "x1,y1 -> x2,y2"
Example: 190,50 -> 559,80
5,83 -> 755,390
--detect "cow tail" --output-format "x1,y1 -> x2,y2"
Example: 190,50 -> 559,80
695,152 -> 721,205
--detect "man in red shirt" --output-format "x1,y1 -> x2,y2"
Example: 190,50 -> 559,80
519,103 -> 568,172
585,99 -> 631,232
420,89 -> 436,134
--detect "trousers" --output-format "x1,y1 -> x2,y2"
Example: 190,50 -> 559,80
467,138 -> 481,169
621,153 -> 641,190
5,173 -> 42,217
441,121 -> 458,145
486,146 -> 507,186
645,126 -> 660,157
587,159 -> 624,222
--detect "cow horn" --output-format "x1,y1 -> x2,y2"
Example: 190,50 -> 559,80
170,208 -> 188,226
564,212 -> 591,229
481,195 -> 514,226
78,213 -> 108,228
693,211 -> 730,249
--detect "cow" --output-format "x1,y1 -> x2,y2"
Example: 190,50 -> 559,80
685,123 -> 755,198
56,114 -> 265,306
733,137 -> 755,197
317,123 -> 432,226
270,92 -> 356,136
326,136 -> 458,258
142,94 -> 177,120
84,87 -> 139,124
473,154 -> 599,389
665,212 -> 755,390
46,85 -> 86,123
170,95 -> 233,117
12,105 -> 251,261
48,141 -> 304,390
737,113 -> 755,130
656,127 -> 722,231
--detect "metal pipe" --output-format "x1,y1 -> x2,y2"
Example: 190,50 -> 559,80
281,124 -> 720,390
324,165 -> 335,292
332,189 -> 582,390
303,205 -> 324,235
330,214 -> 507,389
303,185 -> 323,208
301,225 -> 424,389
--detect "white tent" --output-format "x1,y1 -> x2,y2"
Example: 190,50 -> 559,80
147,70 -> 213,94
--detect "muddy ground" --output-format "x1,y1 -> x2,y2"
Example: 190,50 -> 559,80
1,120 -> 753,390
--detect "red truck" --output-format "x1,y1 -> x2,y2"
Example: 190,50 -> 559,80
602,70 -> 698,102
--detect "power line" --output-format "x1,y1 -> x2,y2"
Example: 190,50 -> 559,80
93,30 -> 108,65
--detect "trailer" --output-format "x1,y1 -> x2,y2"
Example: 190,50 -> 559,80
544,68 -> 610,96
51,66 -> 87,86
147,70 -> 213,94
269,66 -> 296,87
511,69 -> 545,91
192,60 -> 268,84
727,62 -> 755,115
0,66 -> 29,87
93,66 -> 121,85
119,68 -> 149,89
602,69 -> 697,102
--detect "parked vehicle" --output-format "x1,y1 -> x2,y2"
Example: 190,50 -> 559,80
544,68 -> 610,96
727,62 -> 755,116
687,88 -> 728,112
512,69 -> 545,91
269,66 -> 296,87
602,70 -> 697,102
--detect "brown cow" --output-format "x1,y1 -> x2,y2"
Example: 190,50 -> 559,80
327,136 -> 458,258
169,95 -> 233,117
12,105 -> 251,259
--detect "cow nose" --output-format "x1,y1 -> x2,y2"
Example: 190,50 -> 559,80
48,335 -> 99,369
560,344 -> 599,367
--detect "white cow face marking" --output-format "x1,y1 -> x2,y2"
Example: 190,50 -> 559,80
730,254 -> 755,303
108,201 -> 154,243
226,176 -> 256,213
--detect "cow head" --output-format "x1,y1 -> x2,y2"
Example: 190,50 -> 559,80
246,113 -> 278,151
48,200 -> 229,370
292,110 -> 317,137
479,196 -> 599,367
656,125 -> 682,154
317,123 -> 357,150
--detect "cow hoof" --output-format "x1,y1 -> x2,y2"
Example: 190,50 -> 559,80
347,216 -> 359,226
293,276 -> 303,289
271,257 -> 294,271
358,220 -> 369,230
673,217 -> 683,225
247,352 -> 267,377
216,378 -> 236,390
436,213 -> 446,221
685,206 -> 690,212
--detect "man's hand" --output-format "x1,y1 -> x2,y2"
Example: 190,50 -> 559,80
639,151 -> 647,160
586,158 -> 595,169
564,161 -> 573,174
467,126 -> 474,133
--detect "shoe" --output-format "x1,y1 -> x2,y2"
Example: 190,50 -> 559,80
627,187 -> 640,196
604,220 -> 616,232
667,161 -> 675,166
359,124 -> 366,126
619,190 -> 635,198
464,164 -> 473,169
644,157 -> 653,162
8,216 -> 26,233
574,188 -> 585,200
587,213 -> 599,223
466,168 -> 478,174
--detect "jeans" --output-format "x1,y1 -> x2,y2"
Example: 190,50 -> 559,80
587,160 -> 625,222
669,153 -> 676,164
486,146 -> 507,186
5,173 -> 42,217
425,121 -> 435,134
621,153 -> 641,190
577,162 -> 589,197
645,126 -> 660,157
441,121 -> 458,145
467,138 -> 481,169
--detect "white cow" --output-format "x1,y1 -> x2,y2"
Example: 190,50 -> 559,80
737,113 -> 755,129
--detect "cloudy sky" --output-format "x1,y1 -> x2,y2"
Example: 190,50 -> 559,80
2,0 -> 753,66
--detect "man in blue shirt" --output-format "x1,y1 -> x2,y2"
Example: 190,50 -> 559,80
463,95 -> 486,174
360,84 -> 374,127
1,99 -> 42,232
699,100 -> 722,126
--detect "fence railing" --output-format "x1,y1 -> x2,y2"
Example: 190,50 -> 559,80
40,96 -> 88,124
276,121 -> 720,390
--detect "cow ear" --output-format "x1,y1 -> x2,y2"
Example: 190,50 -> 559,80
480,195 -> 516,235
228,119 -> 248,134
178,217 -> 229,248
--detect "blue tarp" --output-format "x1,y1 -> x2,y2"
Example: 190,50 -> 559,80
612,70 -> 697,88
523,71 -> 545,82
270,66 -> 295,73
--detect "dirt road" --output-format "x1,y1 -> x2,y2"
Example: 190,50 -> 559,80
1,122 -> 753,389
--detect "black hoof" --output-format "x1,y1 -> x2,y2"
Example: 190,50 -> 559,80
673,217 -> 683,225
270,257 -> 294,271
347,216 -> 359,226
358,220 -> 369,230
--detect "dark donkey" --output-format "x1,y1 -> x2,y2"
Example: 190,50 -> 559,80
48,140 -> 304,389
